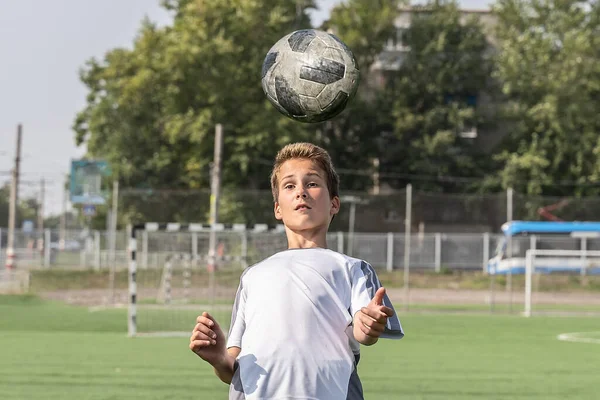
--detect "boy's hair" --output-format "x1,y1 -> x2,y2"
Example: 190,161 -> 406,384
270,142 -> 340,202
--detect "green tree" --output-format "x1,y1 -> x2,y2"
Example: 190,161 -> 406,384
74,0 -> 317,223
493,0 -> 600,196
381,1 -> 497,192
325,0 -> 405,72
318,0 -> 406,191
0,184 -> 40,228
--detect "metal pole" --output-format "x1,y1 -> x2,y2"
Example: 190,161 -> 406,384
191,232 -> 198,267
183,254 -> 191,303
59,184 -> 67,250
208,124 -> 224,303
94,230 -> 101,270
110,180 -> 119,264
403,184 -> 412,311
386,232 -> 394,272
489,232 -> 495,313
507,187 -> 513,313
44,229 -> 51,268
581,237 -> 587,277
482,232 -> 490,273
127,224 -> 137,337
37,178 -> 45,231
142,230 -> 148,270
37,178 -> 45,258
163,258 -> 173,304
434,233 -> 441,273
524,250 -> 532,317
530,235 -> 537,301
6,124 -> 22,270
348,201 -> 356,256
108,180 -> 119,304
241,230 -> 248,269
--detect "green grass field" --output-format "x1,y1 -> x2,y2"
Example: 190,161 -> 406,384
1,295 -> 599,400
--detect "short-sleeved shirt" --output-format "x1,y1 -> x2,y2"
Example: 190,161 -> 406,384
226,248 -> 404,399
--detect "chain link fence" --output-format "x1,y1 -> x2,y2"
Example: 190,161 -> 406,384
1,187 -> 599,327
116,188 -> 600,233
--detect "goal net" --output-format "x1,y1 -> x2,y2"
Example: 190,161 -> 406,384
524,249 -> 600,317
129,225 -> 289,336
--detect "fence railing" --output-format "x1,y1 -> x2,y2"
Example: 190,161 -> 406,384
5,227 -> 600,274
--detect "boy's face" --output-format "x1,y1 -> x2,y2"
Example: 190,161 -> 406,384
274,158 -> 340,232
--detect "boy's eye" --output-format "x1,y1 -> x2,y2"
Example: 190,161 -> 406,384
307,182 -> 318,187
284,184 -> 294,190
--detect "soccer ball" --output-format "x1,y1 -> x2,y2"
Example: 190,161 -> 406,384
261,29 -> 360,123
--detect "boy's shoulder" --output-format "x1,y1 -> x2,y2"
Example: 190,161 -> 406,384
327,250 -> 371,272
274,247 -> 367,265
244,248 -> 369,277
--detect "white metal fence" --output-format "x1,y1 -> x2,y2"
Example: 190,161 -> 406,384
5,227 -> 600,273
0,226 -> 571,271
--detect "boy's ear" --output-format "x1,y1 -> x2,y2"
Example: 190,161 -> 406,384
274,201 -> 283,220
330,196 -> 340,216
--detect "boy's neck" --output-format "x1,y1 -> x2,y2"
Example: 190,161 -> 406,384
285,228 -> 328,249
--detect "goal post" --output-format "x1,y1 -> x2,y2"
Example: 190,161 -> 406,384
127,223 -> 287,337
524,249 -> 600,317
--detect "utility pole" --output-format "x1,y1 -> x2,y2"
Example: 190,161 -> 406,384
108,180 -> 119,304
6,124 -> 22,270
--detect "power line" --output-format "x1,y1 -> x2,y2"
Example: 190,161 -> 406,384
336,168 -> 483,183
253,156 -> 600,187
0,170 -> 66,177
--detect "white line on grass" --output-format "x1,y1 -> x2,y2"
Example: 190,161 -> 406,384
557,332 -> 600,344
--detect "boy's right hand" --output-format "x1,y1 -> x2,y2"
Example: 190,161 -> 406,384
189,312 -> 227,366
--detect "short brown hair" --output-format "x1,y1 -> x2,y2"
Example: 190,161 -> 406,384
270,142 -> 340,202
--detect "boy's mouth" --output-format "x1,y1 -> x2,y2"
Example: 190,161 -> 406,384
295,204 -> 311,210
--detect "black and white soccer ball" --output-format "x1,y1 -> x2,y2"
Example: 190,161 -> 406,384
261,29 -> 360,123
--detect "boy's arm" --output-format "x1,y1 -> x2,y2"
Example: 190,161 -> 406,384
352,287 -> 395,346
190,312 -> 240,384
210,267 -> 248,382
212,347 -> 241,384
350,261 -> 404,342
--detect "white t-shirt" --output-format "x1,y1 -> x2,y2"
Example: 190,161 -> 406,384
226,248 -> 404,400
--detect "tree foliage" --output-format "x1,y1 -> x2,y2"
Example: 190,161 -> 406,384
74,0 -> 324,223
318,0 -> 406,191
0,184 -> 40,228
493,0 -> 600,195
382,0 -> 497,192
74,0 -> 414,222
72,0 -> 600,225
74,0 -> 316,194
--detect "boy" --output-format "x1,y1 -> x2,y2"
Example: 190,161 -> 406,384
190,142 -> 404,399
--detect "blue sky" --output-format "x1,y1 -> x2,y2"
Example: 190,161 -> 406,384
0,0 -> 491,218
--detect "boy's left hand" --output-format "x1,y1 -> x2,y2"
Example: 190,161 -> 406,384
355,287 -> 395,341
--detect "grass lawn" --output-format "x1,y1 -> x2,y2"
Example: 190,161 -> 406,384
0,295 -> 598,399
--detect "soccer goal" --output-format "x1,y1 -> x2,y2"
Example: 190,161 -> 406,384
524,249 -> 600,317
126,223 -> 287,337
